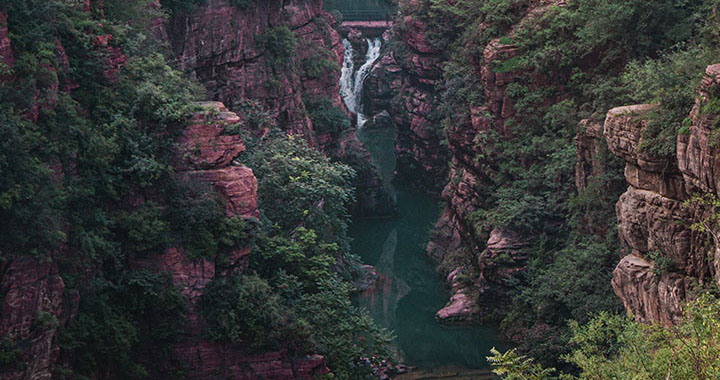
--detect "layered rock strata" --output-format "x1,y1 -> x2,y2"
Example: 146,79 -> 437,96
156,103 -> 329,379
607,65 -> 720,324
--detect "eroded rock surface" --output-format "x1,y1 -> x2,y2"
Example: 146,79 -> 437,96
605,64 -> 720,324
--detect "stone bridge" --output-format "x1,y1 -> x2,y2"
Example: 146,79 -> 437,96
337,21 -> 393,38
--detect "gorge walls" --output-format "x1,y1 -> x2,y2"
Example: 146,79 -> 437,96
366,0 -> 717,335
608,65 -> 720,325
363,3 -> 448,191
167,0 -> 343,140
166,0 -> 395,217
0,0 -> 381,378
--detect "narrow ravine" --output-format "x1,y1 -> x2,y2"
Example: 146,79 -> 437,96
348,126 -> 507,373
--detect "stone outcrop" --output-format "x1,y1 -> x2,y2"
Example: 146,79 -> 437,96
0,11 -> 14,69
678,64 -> 720,196
166,0 -> 343,140
612,254 -> 690,325
363,6 -> 447,190
605,64 -> 720,324
575,119 -> 606,193
141,103 -> 330,379
436,267 -> 479,323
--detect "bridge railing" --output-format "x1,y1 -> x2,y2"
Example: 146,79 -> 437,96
333,9 -> 394,22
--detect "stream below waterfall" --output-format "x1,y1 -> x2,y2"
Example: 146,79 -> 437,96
349,128 -> 507,375
339,30 -> 507,376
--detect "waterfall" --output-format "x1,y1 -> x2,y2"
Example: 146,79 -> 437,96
339,37 -> 383,127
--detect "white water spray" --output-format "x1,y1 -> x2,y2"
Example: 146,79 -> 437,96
339,37 -> 382,127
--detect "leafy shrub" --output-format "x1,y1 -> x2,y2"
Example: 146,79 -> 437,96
62,271 -> 187,379
302,52 -> 340,79
239,135 -> 355,248
257,26 -> 297,67
200,274 -> 306,352
0,336 -> 23,368
304,96 -> 351,135
490,294 -> 720,379
623,46 -> 714,156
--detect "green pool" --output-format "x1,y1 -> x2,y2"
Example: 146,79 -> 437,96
350,127 -> 507,370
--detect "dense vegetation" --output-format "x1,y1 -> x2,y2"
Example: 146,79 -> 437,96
0,0 -> 390,379
393,0 -> 720,372
489,293 -> 720,379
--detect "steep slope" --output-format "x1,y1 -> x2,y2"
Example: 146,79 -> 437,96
0,1 -> 390,379
609,64 -> 720,325
166,0 -> 395,216
367,0 -> 715,366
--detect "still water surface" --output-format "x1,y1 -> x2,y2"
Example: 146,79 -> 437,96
349,127 -> 507,372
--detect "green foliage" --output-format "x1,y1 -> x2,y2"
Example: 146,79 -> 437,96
401,0 -> 720,370
647,250 -> 675,275
0,336 -> 23,367
302,51 -> 340,79
62,270 -> 187,379
298,278 -> 394,380
200,273 -> 306,352
304,96 -> 351,135
257,26 -> 297,68
239,135 -> 355,249
231,99 -> 276,131
491,294 -> 720,379
623,47 -> 714,156
488,348 -> 558,380
234,132 -> 394,376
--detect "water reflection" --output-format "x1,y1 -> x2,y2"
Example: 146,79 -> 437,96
350,127 -> 508,370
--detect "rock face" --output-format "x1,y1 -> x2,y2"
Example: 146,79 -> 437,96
605,64 -> 720,324
0,260 -> 67,380
612,254 -> 690,325
365,1 -> 566,321
136,103 -> 330,379
0,11 -> 14,69
678,64 -> 720,196
167,0 -> 394,217
363,6 -> 447,190
166,0 -> 344,142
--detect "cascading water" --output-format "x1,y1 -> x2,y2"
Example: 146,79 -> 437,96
339,37 -> 383,127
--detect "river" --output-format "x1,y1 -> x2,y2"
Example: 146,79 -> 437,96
350,126 -> 507,376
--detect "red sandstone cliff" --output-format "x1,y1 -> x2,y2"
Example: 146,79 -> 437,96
166,0 -> 394,217
0,3 -> 329,374
606,64 -> 720,325
364,1 -> 448,190
166,0 -> 343,145
141,102 -> 329,379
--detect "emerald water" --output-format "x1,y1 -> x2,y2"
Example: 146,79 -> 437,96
350,127 -> 507,372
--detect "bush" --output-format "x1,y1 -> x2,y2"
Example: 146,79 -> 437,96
62,271 -> 187,379
200,274 -> 305,352
257,26 -> 297,67
304,96 -> 351,135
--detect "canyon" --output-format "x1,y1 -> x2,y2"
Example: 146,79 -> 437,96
2,0 -> 720,378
